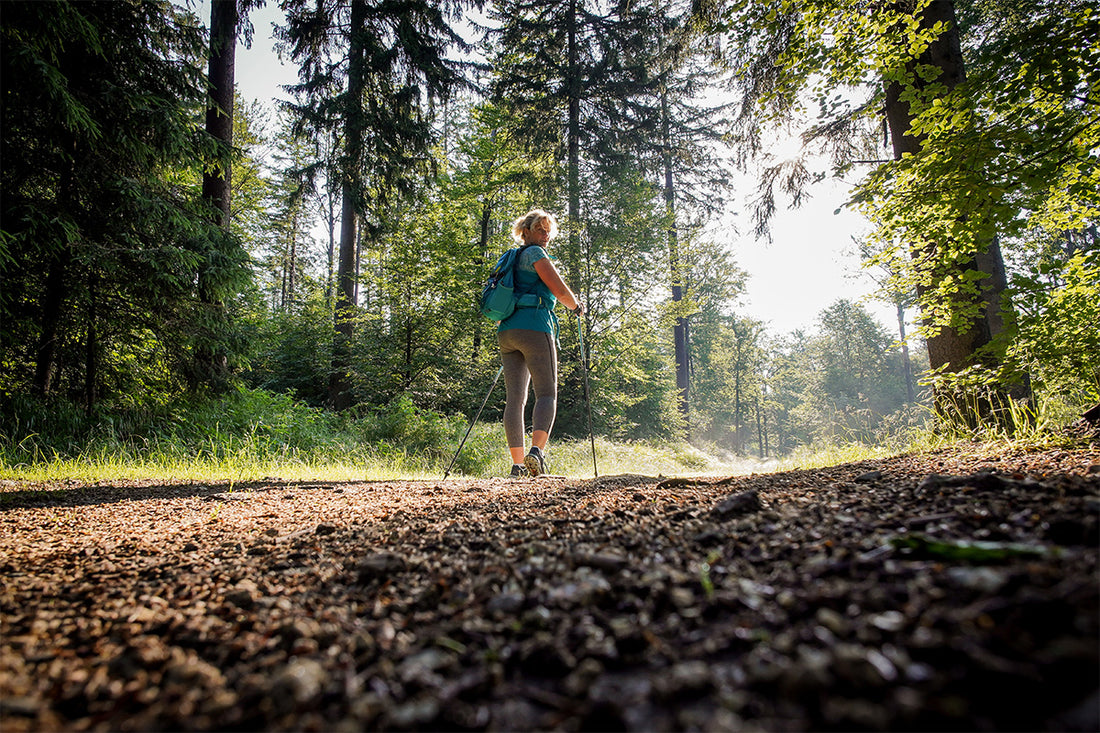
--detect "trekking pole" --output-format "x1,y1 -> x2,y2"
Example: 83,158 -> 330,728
576,312 -> 598,477
443,365 -> 503,480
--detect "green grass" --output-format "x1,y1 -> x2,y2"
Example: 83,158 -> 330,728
774,442 -> 902,472
2,446 -> 426,484
0,388 -> 771,483
0,433 -> 771,484
3,387 -> 1090,484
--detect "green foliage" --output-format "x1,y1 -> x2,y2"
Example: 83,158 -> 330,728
926,234 -> 1099,437
1007,246 -> 1100,405
571,313 -> 680,441
759,300 -> 926,452
865,0 -> 1098,341
690,315 -> 765,451
241,297 -> 333,406
355,394 -> 463,461
0,0 -> 251,400
715,0 -> 1097,438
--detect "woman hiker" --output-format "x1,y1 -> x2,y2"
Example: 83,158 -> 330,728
499,209 -> 584,478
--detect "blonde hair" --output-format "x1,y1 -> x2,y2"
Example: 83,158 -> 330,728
511,209 -> 559,245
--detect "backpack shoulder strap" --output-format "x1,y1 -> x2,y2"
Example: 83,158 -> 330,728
513,243 -> 537,271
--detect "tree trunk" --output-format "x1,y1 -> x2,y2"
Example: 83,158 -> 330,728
288,205 -> 299,305
761,392 -> 770,457
197,0 -> 237,390
473,201 -> 492,361
896,301 -> 915,403
405,283 -> 414,389
755,395 -> 764,459
566,0 -> 582,277
883,0 -> 1009,377
280,243 -> 288,309
33,247 -> 70,397
34,158 -> 75,398
202,0 -> 236,226
329,0 -> 368,410
659,33 -> 690,430
84,276 -> 97,415
325,132 -> 339,311
733,346 -> 742,453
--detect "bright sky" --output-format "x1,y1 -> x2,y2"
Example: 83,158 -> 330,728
230,3 -> 905,338
727,178 -> 898,336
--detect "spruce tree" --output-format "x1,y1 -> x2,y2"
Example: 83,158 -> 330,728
278,0 -> 467,409
0,0 -> 249,404
490,0 -> 736,433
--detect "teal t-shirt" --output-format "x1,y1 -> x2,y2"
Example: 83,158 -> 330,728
498,245 -> 558,334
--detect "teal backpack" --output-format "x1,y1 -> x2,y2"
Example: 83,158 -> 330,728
479,244 -> 533,321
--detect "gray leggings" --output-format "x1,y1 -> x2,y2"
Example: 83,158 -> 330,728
498,328 -> 558,448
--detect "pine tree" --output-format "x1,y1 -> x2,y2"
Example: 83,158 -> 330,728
278,0 -> 467,409
489,0 -> 662,276
648,0 -> 735,429
197,0 -> 262,390
490,0 -> 736,433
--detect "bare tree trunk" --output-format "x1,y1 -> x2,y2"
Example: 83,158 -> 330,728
280,242 -> 288,309
733,351 -> 742,453
202,0 -> 236,226
322,129 -> 339,310
287,206 -> 299,305
33,247 -> 69,397
566,0 -> 582,278
197,0 -> 237,390
755,395 -> 764,459
473,201 -> 492,361
34,158 -> 75,398
660,47 -> 690,430
329,0 -> 367,410
405,279 -> 414,389
84,276 -> 97,415
761,393 -> 770,457
896,301 -> 915,403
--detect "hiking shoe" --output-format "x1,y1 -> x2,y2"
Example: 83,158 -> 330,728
510,464 -> 529,478
524,446 -> 547,477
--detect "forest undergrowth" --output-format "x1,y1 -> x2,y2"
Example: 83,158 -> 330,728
1,387 -> 1090,484
0,389 -> 774,483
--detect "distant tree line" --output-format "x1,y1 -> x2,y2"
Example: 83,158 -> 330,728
1,0 -> 1095,456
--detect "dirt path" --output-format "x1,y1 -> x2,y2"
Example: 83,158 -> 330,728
2,444 -> 1098,731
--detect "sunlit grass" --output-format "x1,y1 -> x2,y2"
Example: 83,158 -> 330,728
1,433 -> 779,484
546,437 -> 778,480
4,387 -> 1091,486
0,450 -> 420,484
776,442 -> 906,471
5,431 -> 1090,485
